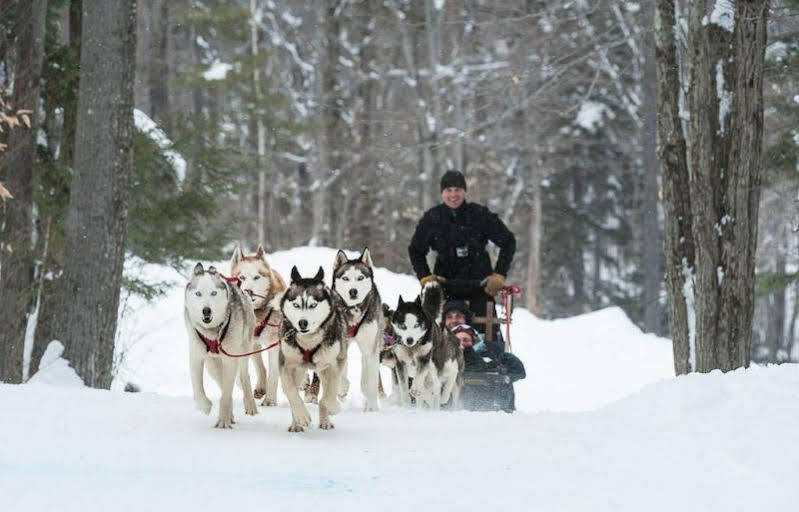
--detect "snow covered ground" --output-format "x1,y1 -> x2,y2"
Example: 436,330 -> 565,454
2,247 -> 797,511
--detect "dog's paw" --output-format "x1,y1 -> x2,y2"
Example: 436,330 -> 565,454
288,423 -> 306,433
195,397 -> 212,415
363,402 -> 379,413
253,387 -> 266,400
244,399 -> 258,416
319,418 -> 335,430
261,397 -> 277,407
292,406 -> 311,427
214,415 -> 234,429
410,387 -> 422,398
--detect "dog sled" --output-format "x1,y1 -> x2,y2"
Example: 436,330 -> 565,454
440,278 -> 525,412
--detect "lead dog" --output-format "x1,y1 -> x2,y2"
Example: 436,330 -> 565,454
184,263 -> 258,428
279,266 -> 348,432
332,248 -> 383,411
230,243 -> 286,406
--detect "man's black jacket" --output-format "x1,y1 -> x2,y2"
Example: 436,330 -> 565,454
408,201 -> 516,281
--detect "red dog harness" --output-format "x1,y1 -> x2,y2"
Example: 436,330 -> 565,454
195,318 -> 231,354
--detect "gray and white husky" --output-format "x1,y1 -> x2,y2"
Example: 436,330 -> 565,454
390,282 -> 464,409
279,266 -> 348,432
184,263 -> 258,428
332,248 -> 383,411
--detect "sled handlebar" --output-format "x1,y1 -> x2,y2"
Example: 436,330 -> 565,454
439,278 -> 522,299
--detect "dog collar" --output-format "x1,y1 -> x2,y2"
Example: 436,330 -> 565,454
196,316 -> 231,354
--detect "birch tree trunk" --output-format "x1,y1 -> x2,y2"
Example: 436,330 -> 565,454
250,0 -> 268,246
641,0 -> 663,334
48,0 -> 137,388
658,0 -> 769,374
0,0 -> 48,384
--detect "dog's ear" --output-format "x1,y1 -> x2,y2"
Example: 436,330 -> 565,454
256,243 -> 267,259
290,266 -> 301,283
397,295 -> 405,308
193,262 -> 204,275
207,266 -> 218,275
334,249 -> 348,269
314,266 -> 324,282
360,247 -> 372,267
230,244 -> 243,270
414,295 -> 422,306
382,303 -> 391,316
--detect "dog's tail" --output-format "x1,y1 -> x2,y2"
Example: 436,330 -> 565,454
421,281 -> 444,322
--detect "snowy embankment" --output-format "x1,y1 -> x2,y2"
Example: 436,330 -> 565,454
2,247 -> 797,510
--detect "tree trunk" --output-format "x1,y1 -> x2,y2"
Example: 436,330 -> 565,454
641,0 -> 662,334
658,0 -> 769,374
525,159 -> 542,315
49,0 -> 137,388
0,0 -> 48,384
31,0 -> 83,378
250,0 -> 268,247
689,0 -> 767,372
656,0 -> 695,375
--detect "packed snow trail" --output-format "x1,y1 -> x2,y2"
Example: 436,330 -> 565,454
2,364 -> 798,511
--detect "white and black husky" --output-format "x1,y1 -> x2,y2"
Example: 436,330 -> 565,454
390,283 -> 464,409
279,266 -> 348,432
184,263 -> 258,428
332,248 -> 383,411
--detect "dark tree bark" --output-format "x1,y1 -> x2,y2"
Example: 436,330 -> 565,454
656,0 -> 696,375
658,0 -> 769,374
48,0 -> 137,388
0,0 -> 48,384
30,0 -> 82,378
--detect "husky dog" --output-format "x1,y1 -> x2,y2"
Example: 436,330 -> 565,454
332,248 -> 383,411
279,266 -> 348,432
378,303 -> 402,404
184,263 -> 258,428
390,283 -> 464,409
230,243 -> 287,406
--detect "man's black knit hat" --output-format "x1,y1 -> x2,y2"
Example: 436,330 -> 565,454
440,170 -> 467,192
442,300 -> 473,324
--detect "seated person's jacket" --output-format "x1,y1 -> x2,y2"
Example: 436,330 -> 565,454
468,337 -> 526,382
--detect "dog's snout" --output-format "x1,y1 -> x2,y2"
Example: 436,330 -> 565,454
298,319 -> 308,330
349,288 -> 358,298
202,306 -> 211,317
405,337 -> 414,345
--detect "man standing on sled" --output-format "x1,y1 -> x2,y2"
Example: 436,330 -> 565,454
408,170 -> 516,342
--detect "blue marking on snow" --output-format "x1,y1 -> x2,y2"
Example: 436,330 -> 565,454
0,463 -> 354,495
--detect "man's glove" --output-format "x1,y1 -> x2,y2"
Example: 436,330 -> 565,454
483,273 -> 505,296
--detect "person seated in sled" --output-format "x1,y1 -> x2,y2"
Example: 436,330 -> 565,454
408,170 -> 516,343
443,300 -> 525,378
450,322 -> 525,412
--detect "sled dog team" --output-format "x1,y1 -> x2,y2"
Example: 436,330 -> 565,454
184,245 -> 464,432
